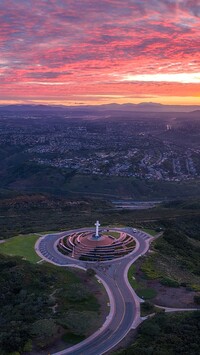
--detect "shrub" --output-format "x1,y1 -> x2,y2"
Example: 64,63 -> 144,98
160,277 -> 179,288
193,294 -> 200,305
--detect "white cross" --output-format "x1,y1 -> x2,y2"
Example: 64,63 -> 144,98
95,220 -> 100,237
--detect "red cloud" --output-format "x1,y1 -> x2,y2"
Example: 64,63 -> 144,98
0,0 -> 199,104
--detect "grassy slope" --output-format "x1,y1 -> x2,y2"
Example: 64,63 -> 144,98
140,223 -> 200,290
141,228 -> 158,236
64,174 -> 200,200
0,234 -> 40,263
128,263 -> 157,299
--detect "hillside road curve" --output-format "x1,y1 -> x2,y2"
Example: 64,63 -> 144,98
35,227 -> 153,355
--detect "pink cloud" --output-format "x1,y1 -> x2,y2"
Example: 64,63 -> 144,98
0,0 -> 199,104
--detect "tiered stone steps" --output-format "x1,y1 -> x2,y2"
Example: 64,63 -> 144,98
57,230 -> 136,261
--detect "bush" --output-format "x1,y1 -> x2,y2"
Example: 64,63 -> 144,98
137,288 -> 157,299
59,311 -> 96,335
65,283 -> 90,301
193,294 -> 200,305
160,277 -> 179,288
23,339 -> 33,352
31,319 -> 59,348
141,301 -> 155,316
86,268 -> 96,277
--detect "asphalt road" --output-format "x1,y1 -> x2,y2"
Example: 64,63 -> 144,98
35,227 -> 152,355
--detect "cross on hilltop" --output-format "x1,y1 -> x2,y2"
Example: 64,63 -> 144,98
95,220 -> 100,238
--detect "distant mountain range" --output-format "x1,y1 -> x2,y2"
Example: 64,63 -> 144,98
93,102 -> 200,113
0,102 -> 200,113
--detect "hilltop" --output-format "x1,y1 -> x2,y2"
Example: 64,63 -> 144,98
1,102 -> 200,114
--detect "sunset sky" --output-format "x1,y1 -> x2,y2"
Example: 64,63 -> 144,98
0,0 -> 200,106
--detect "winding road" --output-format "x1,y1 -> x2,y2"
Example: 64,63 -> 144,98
35,227 -> 153,355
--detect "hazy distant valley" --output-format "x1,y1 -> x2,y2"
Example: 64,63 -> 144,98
1,105 -> 200,200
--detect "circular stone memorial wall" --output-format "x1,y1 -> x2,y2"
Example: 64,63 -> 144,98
57,230 -> 136,261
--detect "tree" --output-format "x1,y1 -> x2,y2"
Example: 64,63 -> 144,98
86,268 -> 96,277
65,283 -> 90,301
23,339 -> 33,352
31,319 -> 59,348
193,293 -> 200,305
59,311 -> 96,335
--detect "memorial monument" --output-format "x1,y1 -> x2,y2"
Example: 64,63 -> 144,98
94,220 -> 100,239
57,220 -> 136,261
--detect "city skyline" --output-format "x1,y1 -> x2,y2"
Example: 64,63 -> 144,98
1,0 -> 200,106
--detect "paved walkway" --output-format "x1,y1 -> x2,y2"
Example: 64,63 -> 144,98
155,304 -> 200,313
